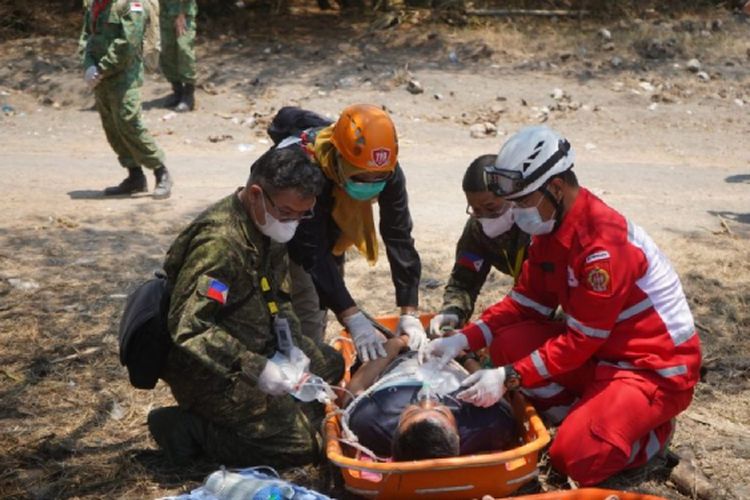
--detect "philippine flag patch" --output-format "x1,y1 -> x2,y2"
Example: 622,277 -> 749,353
206,279 -> 228,304
457,251 -> 484,272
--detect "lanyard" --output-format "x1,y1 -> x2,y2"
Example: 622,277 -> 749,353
502,245 -> 525,285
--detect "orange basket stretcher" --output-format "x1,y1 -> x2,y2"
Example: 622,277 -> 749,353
325,314 -> 551,499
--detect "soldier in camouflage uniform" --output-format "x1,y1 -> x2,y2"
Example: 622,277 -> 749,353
159,0 -> 197,111
80,0 -> 173,198
148,147 -> 344,467
430,154 -> 531,336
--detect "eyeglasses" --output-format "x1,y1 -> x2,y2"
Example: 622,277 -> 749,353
261,187 -> 315,221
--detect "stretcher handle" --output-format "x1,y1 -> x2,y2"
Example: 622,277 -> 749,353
359,309 -> 395,339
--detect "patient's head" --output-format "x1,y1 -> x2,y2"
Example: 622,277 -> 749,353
391,398 -> 460,461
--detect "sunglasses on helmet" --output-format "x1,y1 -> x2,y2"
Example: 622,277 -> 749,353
484,139 -> 571,197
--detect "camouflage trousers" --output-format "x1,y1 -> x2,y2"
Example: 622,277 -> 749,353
159,13 -> 196,84
95,83 -> 165,170
149,338 -> 344,467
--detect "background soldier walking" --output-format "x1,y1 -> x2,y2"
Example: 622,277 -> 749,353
159,0 -> 197,111
80,0 -> 173,199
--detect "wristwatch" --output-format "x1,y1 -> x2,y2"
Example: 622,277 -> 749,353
503,365 -> 522,391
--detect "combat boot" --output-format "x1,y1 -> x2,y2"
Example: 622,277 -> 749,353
176,83 -> 195,112
104,168 -> 148,196
153,166 -> 173,199
164,81 -> 183,108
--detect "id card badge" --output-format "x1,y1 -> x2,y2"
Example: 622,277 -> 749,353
274,315 -> 294,355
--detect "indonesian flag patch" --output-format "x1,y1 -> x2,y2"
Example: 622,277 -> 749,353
457,251 -> 484,272
130,2 -> 143,12
206,278 -> 229,304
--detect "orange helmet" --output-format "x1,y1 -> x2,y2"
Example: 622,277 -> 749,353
330,104 -> 399,172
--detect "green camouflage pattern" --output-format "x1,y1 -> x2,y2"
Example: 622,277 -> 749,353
441,218 -> 530,325
159,0 -> 197,83
81,0 -> 165,170
155,192 -> 343,466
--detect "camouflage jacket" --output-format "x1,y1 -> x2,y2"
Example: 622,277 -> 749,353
159,0 -> 198,17
161,191 -> 303,424
80,0 -> 149,88
441,219 -> 530,325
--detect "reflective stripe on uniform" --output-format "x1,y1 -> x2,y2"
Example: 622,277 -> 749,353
510,290 -> 554,317
566,315 -> 610,339
520,381 -> 565,399
530,349 -> 550,379
616,298 -> 653,322
599,360 -> 688,379
476,320 -> 493,347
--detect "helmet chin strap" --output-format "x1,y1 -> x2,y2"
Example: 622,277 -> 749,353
539,186 -> 564,232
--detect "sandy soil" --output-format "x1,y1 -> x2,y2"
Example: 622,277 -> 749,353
0,8 -> 749,499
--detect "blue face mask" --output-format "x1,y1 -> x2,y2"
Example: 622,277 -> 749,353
344,179 -> 386,200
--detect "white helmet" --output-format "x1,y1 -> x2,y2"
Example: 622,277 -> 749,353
485,125 -> 575,200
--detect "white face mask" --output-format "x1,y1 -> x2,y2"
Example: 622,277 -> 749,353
478,209 -> 514,238
512,196 -> 556,235
256,195 -> 299,243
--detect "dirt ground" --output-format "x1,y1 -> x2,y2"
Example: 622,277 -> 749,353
0,5 -> 749,500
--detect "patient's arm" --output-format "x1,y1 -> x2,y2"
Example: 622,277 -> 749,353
339,335 -> 409,407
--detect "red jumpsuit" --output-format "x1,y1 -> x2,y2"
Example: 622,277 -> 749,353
461,188 -> 701,485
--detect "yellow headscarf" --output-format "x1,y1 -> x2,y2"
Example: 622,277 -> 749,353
309,126 -> 379,265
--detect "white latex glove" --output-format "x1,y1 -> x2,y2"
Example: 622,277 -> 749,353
84,65 -> 101,89
457,367 -> 507,408
420,333 -> 469,367
396,314 -> 428,351
257,358 -> 294,396
342,311 -> 387,363
428,312 -> 460,337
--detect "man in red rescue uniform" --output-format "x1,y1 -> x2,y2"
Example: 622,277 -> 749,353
424,125 -> 701,485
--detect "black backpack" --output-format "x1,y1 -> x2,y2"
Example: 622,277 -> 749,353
267,106 -> 333,145
118,272 -> 172,389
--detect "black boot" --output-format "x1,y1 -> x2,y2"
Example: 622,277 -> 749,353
104,168 -> 147,196
165,81 -> 183,108
176,83 -> 195,112
153,166 -> 173,200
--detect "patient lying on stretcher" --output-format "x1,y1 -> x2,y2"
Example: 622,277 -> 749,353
339,335 -> 519,461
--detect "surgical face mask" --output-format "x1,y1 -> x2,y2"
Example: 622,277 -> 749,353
512,196 -> 556,235
478,209 -> 514,238
257,196 -> 299,243
343,179 -> 386,201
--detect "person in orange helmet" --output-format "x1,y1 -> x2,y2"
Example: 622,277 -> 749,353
266,104 -> 426,363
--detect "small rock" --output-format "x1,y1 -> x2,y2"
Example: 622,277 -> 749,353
551,88 -> 565,100
639,81 -> 655,92
495,95 -> 507,102
2,104 -> 14,115
469,122 -> 497,139
710,19 -> 722,32
8,278 -> 39,291
108,293 -> 128,299
448,51 -> 459,64
208,134 -> 233,143
110,400 -> 124,421
696,71 -> 710,81
648,103 -> 658,111
406,79 -> 424,95
686,58 -> 701,73
161,112 -> 177,121
610,56 -> 623,68
584,142 -> 597,150
602,42 -> 615,51
237,143 -> 255,153
598,28 -> 612,41
433,93 -> 443,100
241,117 -> 256,128
734,99 -> 744,107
